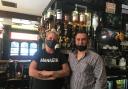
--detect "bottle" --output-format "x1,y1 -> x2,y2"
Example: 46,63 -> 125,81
46,8 -> 53,21
79,12 -> 86,29
47,8 -> 55,30
56,9 -> 63,34
6,64 -> 10,78
63,14 -> 69,36
66,22 -> 73,49
56,9 -> 62,21
107,81 -> 113,89
64,14 -> 69,25
72,6 -> 79,27
119,57 -> 126,70
85,11 -> 91,36
92,13 -> 99,37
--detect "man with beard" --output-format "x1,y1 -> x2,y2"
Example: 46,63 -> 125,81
68,30 -> 107,89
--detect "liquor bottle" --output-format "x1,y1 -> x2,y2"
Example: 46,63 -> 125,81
63,14 -> 69,37
15,62 -> 22,79
45,8 -> 55,31
6,64 -> 10,78
119,57 -> 126,70
64,14 -> 69,25
72,6 -> 79,31
85,11 -> 91,36
59,14 -> 70,49
58,36 -> 63,48
92,12 -> 99,37
66,22 -> 73,49
64,14 -> 72,37
79,12 -> 86,30
116,80 -> 125,89
56,9 -> 63,34
55,9 -> 64,49
107,81 -> 113,89
46,8 -> 53,21
80,12 -> 87,32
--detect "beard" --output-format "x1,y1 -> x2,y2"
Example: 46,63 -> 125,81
76,45 -> 87,51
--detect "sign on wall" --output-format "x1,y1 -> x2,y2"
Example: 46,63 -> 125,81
106,2 -> 116,14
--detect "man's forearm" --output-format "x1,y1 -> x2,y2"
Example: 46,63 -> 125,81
29,69 -> 45,80
52,69 -> 70,78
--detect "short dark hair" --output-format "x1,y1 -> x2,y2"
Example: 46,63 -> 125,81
75,30 -> 88,37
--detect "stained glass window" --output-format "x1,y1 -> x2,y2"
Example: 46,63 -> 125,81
30,43 -> 37,56
20,42 -> 29,56
10,41 -> 19,56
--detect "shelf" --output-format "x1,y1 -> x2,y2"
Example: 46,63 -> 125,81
106,67 -> 128,76
107,75 -> 127,81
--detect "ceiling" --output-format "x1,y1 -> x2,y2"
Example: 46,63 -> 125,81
0,0 -> 51,16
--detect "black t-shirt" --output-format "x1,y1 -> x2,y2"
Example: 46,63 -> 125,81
31,49 -> 68,89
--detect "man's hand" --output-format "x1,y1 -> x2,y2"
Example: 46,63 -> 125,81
38,70 -> 56,80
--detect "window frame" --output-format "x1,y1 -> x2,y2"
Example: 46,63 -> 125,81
9,31 -> 39,60
10,41 -> 38,56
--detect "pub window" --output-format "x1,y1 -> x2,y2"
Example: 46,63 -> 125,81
20,42 -> 29,56
10,41 -> 19,56
29,43 -> 37,56
10,32 -> 38,57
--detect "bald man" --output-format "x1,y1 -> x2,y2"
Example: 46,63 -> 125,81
29,31 -> 70,89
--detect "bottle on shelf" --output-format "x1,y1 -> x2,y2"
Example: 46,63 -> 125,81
72,6 -> 79,26
116,79 -> 125,89
56,9 -> 63,34
46,8 -> 54,21
119,57 -> 126,70
92,12 -> 99,38
44,8 -> 55,31
79,12 -> 86,28
72,5 -> 79,35
79,12 -> 88,33
63,14 -> 69,36
85,11 -> 91,36
55,9 -> 63,49
107,81 -> 113,89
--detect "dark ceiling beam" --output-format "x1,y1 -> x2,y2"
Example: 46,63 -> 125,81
0,10 -> 41,21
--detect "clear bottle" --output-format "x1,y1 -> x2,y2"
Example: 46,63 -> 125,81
47,8 -> 52,19
56,9 -> 63,34
72,7 -> 79,27
79,12 -> 86,28
56,9 -> 62,21
92,13 -> 99,32
119,57 -> 126,70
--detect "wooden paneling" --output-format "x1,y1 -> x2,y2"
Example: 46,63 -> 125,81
0,10 -> 41,21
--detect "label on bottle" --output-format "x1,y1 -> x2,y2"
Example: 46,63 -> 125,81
64,15 -> 69,21
57,12 -> 62,20
80,14 -> 85,22
47,12 -> 51,18
72,11 -> 78,22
